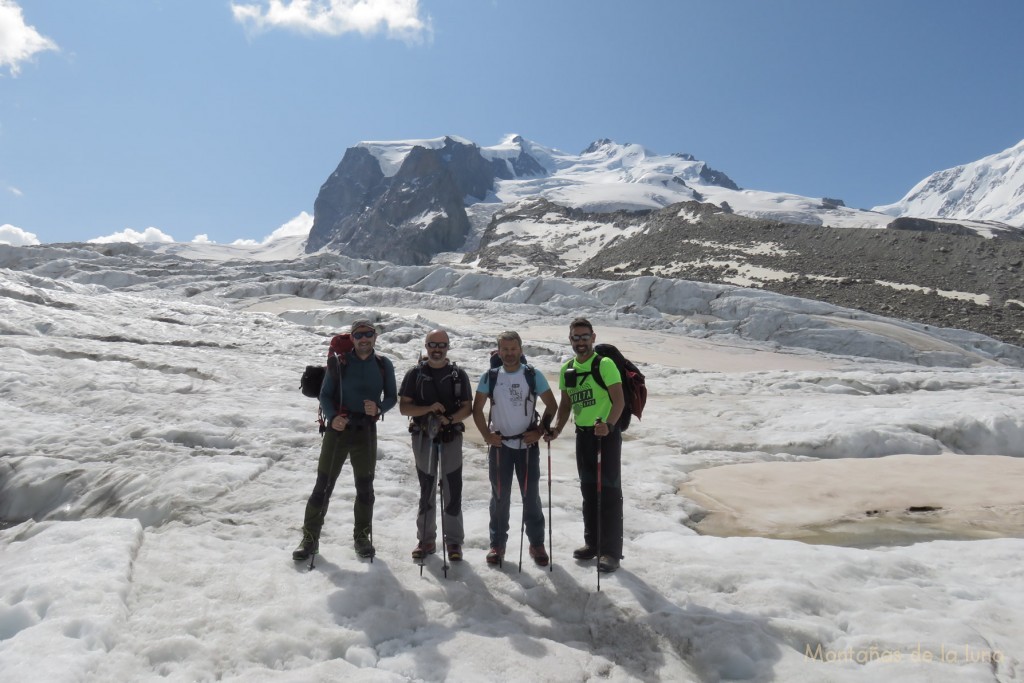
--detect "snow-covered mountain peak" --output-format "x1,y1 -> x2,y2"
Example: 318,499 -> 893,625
480,134 -> 559,175
355,135 -> 477,176
873,138 -> 1024,227
580,138 -> 660,166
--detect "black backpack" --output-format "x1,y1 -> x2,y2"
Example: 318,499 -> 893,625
300,365 -> 326,398
410,360 -> 467,411
586,344 -> 647,432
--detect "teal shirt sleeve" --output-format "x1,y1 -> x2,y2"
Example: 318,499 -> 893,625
378,356 -> 398,415
534,370 -> 551,394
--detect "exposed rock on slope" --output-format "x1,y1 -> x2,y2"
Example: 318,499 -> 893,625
498,201 -> 1024,344
307,137 -> 539,264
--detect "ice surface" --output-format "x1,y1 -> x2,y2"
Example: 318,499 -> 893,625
1,242 -> 1022,681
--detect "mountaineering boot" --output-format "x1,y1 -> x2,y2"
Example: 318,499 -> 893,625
412,541 -> 436,560
529,544 -> 549,567
598,555 -> 620,573
447,544 -> 463,561
354,537 -> 376,559
486,547 -> 505,565
572,544 -> 598,560
292,530 -> 318,562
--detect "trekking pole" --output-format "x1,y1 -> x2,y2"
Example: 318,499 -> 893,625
311,406 -> 343,571
547,438 -> 553,572
518,450 -> 528,573
494,434 -> 504,568
542,414 -> 553,572
419,435 -> 436,577
437,438 -> 450,578
364,428 -> 372,565
595,419 -> 603,592
315,352 -> 348,570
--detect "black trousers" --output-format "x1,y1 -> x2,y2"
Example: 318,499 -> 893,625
575,426 -> 623,558
302,425 -> 377,542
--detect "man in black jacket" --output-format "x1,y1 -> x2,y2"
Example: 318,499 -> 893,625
399,329 -> 473,561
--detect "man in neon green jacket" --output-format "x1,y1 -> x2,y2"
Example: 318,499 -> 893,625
549,317 -> 626,573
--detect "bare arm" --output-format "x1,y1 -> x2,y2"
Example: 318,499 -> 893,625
472,391 -> 503,447
595,382 -> 625,437
539,388 -> 558,429
546,389 -> 573,441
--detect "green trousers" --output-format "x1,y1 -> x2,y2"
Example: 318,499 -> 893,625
302,425 -> 377,542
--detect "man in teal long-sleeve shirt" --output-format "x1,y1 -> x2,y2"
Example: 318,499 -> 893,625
293,319 -> 397,561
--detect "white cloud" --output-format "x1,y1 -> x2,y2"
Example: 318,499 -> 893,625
231,211 -> 312,246
191,234 -> 215,244
266,210 -> 313,240
230,0 -> 431,42
8,186 -> 24,197
0,0 -> 58,76
0,223 -> 40,246
88,227 -> 175,244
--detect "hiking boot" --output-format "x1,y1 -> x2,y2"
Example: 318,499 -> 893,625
292,530 -> 318,562
486,547 -> 505,565
354,537 -> 375,559
598,554 -> 620,573
529,544 -> 549,567
572,544 -> 597,560
411,541 -> 436,560
446,544 -> 463,561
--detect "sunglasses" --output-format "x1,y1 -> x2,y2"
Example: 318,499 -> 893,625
353,330 -> 376,340
426,341 -> 449,349
570,333 -> 593,342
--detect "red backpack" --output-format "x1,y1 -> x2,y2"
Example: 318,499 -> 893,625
591,343 -> 647,431
299,333 -> 385,433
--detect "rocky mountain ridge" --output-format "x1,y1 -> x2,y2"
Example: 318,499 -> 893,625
306,135 -> 1024,344
465,200 -> 1024,345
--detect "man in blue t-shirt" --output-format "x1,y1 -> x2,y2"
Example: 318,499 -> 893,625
472,331 -> 558,567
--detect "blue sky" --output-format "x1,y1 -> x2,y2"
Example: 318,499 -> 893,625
2,0 -> 1023,245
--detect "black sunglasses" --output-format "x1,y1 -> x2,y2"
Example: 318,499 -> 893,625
426,341 -> 449,349
353,330 -> 376,340
570,333 -> 593,342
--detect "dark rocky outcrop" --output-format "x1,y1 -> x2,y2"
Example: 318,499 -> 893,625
306,137 -> 545,264
698,164 -> 741,191
886,216 -> 1023,240
306,147 -> 386,253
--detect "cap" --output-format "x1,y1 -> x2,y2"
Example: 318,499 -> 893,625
350,319 -> 377,333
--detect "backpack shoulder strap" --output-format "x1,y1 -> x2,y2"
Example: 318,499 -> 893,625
591,354 -> 608,391
523,363 -> 537,396
486,366 -> 499,398
451,363 -> 467,402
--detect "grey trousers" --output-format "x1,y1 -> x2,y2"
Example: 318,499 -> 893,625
411,431 -> 465,545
